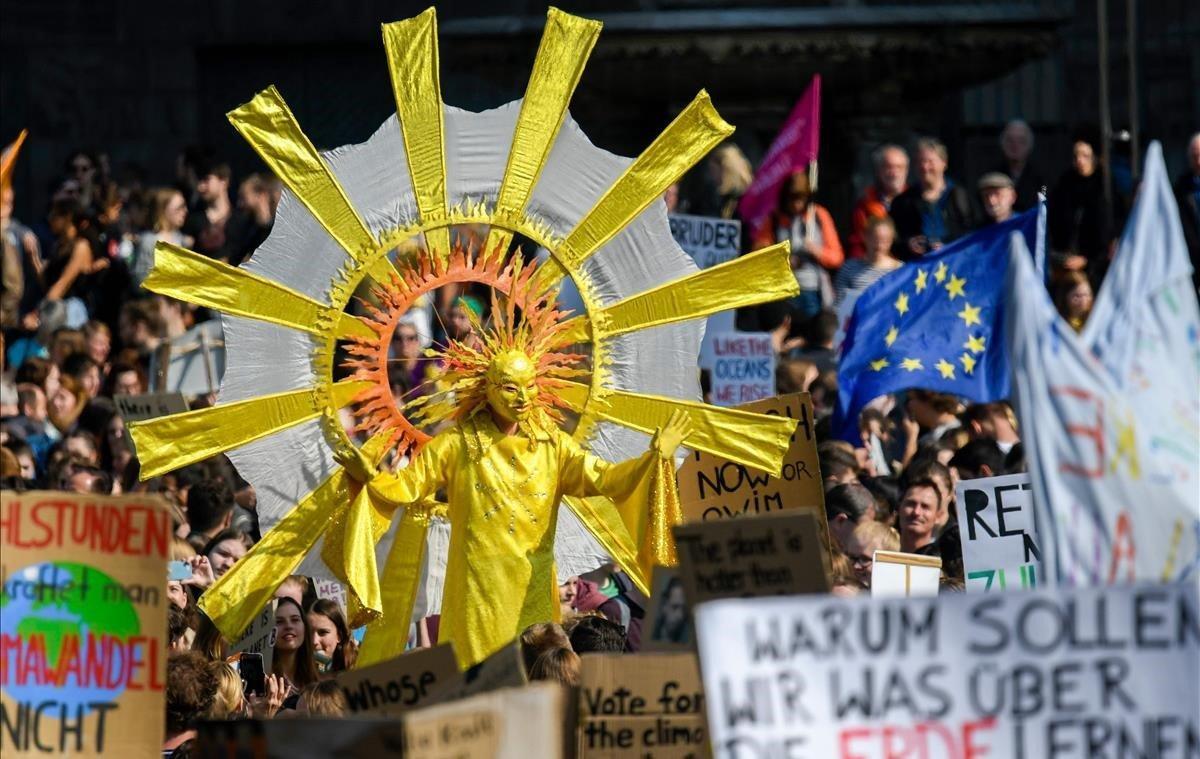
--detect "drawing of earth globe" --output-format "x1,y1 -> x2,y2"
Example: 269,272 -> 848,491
0,561 -> 140,713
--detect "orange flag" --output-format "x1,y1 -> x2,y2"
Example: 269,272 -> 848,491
0,129 -> 29,191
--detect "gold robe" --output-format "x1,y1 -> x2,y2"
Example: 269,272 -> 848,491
367,413 -> 666,667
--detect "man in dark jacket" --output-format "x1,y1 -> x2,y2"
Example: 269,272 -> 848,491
890,138 -> 974,261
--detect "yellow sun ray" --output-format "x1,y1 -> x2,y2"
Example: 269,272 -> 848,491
144,242 -> 373,341
563,494 -> 647,593
534,91 -> 734,291
383,9 -> 451,259
199,466 -> 355,638
557,381 -> 796,476
228,86 -> 377,262
483,8 -> 602,260
554,242 -> 796,344
357,509 -> 431,666
130,380 -> 369,479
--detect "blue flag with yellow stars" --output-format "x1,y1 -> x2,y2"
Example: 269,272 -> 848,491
833,206 -> 1041,442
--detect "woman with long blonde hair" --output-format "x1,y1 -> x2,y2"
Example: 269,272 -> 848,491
131,187 -> 192,288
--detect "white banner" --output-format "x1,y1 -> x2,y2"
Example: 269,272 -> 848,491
954,473 -> 1043,592
1006,143 -> 1200,586
695,583 -> 1200,758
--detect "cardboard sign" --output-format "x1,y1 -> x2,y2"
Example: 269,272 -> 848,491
229,600 -> 277,674
313,577 -> 349,611
113,392 -> 188,422
676,394 -> 827,564
954,473 -> 1043,592
669,213 -> 741,371
695,583 -> 1200,758
407,683 -> 565,759
870,550 -> 942,598
673,511 -> 829,609
577,653 -> 707,758
336,644 -> 459,717
426,641 -> 527,705
709,332 -> 775,406
643,566 -> 693,651
0,491 -> 171,756
197,718 -> 405,757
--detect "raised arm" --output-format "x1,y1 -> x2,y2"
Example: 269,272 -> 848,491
336,433 -> 452,513
559,410 -> 692,532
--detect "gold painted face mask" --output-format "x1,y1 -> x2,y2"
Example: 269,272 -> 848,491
484,350 -> 538,427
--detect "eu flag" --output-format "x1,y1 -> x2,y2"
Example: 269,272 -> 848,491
833,206 -> 1041,442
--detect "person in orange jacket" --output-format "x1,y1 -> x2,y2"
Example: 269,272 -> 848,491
751,170 -> 844,321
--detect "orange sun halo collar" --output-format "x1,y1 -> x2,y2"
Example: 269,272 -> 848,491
342,238 -> 588,457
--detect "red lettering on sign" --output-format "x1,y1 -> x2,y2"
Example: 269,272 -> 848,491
1050,386 -> 1105,479
1107,511 -> 1136,584
837,718 -> 997,759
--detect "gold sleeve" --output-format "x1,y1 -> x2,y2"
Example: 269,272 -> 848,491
367,432 -> 454,513
557,431 -> 682,577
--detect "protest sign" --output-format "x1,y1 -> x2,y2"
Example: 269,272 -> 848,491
313,577 -> 348,611
669,213 -> 741,370
695,583 -> 1200,759
577,653 -> 708,758
954,473 -> 1043,593
709,332 -> 775,406
426,641 -> 527,705
0,490 -> 171,756
113,392 -> 189,422
336,643 -> 459,717
676,394 -> 828,563
644,566 -> 693,651
407,683 -> 566,759
228,600 -> 277,673
673,511 -> 829,609
870,551 -> 942,598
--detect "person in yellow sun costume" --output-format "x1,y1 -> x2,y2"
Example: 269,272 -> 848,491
127,6 -> 803,670
338,305 -> 693,664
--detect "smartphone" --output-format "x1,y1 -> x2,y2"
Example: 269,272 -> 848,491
240,653 -> 266,697
167,560 -> 192,581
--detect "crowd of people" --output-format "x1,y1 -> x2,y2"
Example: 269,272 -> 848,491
1,123 -> 1199,754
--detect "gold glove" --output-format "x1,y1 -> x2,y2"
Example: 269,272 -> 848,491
650,409 -> 693,459
334,445 -> 378,483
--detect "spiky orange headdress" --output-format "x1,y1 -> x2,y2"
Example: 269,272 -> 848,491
342,239 -> 587,458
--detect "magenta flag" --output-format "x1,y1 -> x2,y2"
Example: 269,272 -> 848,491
737,75 -> 821,238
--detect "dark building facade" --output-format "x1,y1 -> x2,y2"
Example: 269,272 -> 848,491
2,0 -> 1196,233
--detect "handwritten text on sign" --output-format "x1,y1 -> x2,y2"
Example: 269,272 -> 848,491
678,393 -> 823,526
113,392 -> 188,423
336,643 -> 458,717
695,583 -> 1199,758
1,491 -> 171,757
954,473 -> 1043,593
710,333 -> 775,406
674,511 -> 829,607
577,653 -> 707,758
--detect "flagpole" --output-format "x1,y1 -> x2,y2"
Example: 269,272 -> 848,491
1126,0 -> 1140,181
1097,0 -> 1113,210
